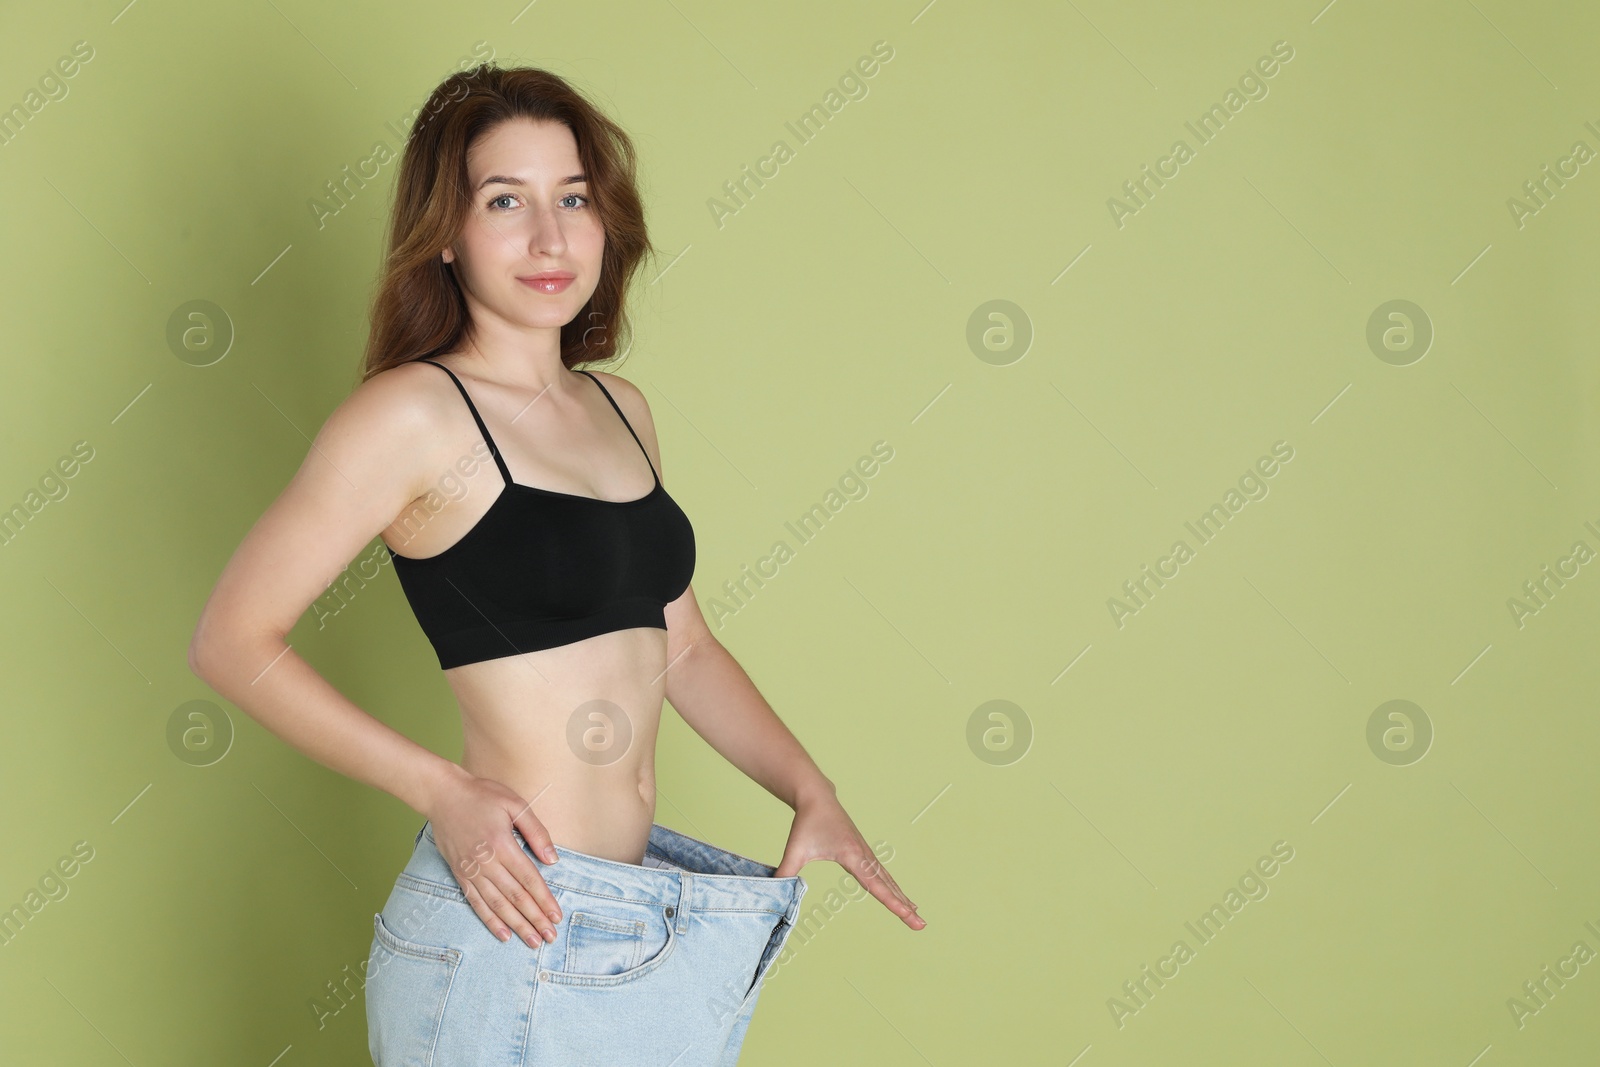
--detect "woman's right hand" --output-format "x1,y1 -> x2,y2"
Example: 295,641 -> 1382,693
423,769 -> 564,948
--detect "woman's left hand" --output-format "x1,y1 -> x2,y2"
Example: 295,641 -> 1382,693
773,789 -> 925,930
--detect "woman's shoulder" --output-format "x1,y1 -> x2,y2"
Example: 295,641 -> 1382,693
580,367 -> 653,423
350,358 -> 461,418
319,359 -> 466,460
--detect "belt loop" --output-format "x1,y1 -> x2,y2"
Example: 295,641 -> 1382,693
674,872 -> 692,934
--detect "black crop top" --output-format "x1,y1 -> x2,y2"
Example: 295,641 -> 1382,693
386,359 -> 696,670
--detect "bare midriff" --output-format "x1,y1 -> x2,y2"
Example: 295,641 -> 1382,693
438,626 -> 668,865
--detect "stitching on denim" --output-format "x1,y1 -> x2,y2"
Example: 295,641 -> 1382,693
396,872 -> 467,902
564,911 -> 646,973
540,907 -> 679,988
517,937 -> 546,1062
543,877 -> 785,916
568,910 -> 645,935
373,911 -> 463,964
423,944 -> 461,1064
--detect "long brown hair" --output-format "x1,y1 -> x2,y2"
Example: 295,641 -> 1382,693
360,64 -> 655,382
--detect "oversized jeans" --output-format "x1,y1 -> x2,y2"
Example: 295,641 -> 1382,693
366,820 -> 808,1065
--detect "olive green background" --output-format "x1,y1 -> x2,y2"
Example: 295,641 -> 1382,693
2,0 -> 1598,1063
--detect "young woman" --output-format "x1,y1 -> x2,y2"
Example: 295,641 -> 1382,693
188,64 -> 923,1065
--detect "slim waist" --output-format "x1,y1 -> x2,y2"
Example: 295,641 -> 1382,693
413,821 -> 802,918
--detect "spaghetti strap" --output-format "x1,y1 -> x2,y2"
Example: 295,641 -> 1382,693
416,359 -> 513,486
579,370 -> 660,486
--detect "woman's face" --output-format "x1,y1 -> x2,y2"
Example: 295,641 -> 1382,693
442,117 -> 605,335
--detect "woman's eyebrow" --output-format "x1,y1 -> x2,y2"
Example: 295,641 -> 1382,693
476,173 -> 588,190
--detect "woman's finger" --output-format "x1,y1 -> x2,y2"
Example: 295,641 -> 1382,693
457,871 -> 515,943
847,844 -> 925,928
482,861 -> 559,946
473,869 -> 553,948
874,859 -> 916,907
509,808 -> 561,865
500,844 -> 563,926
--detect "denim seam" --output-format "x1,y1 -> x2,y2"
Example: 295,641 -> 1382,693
396,873 -> 467,902
398,869 -> 787,918
426,955 -> 460,1066
371,912 -> 461,1065
517,937 -> 546,1063
542,877 -> 786,916
568,911 -> 645,936
373,911 -> 464,965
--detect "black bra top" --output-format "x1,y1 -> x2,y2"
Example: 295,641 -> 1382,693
386,359 -> 696,670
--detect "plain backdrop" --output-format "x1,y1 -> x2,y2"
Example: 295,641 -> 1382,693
1,1 -> 1597,1064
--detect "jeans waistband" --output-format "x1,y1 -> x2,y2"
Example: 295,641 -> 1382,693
416,821 -> 803,922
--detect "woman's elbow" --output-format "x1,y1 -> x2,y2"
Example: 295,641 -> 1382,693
187,618 -> 225,685
187,610 -> 273,687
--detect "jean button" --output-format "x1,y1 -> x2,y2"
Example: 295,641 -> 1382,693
665,906 -> 676,917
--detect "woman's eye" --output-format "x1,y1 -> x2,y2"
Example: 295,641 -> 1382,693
486,193 -> 587,211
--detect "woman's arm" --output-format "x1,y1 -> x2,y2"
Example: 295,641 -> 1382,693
188,365 -> 469,814
661,593 -> 922,929
188,363 -> 570,948
661,583 -> 926,931
592,371 -> 924,929
657,620 -> 835,809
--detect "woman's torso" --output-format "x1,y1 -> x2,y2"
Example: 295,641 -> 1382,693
378,356 -> 693,864
430,629 -> 668,866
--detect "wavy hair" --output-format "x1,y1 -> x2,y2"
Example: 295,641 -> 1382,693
360,64 -> 654,382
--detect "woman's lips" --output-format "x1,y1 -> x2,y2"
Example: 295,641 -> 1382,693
518,273 -> 575,294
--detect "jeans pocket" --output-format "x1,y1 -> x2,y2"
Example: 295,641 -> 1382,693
564,910 -> 647,975
366,912 -> 461,1066
542,897 -> 677,988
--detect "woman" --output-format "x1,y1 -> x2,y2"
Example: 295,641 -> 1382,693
188,64 -> 923,1065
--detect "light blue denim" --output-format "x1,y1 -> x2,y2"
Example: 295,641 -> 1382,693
366,820 -> 807,1066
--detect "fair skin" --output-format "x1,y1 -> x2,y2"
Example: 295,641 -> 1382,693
188,117 -> 924,955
